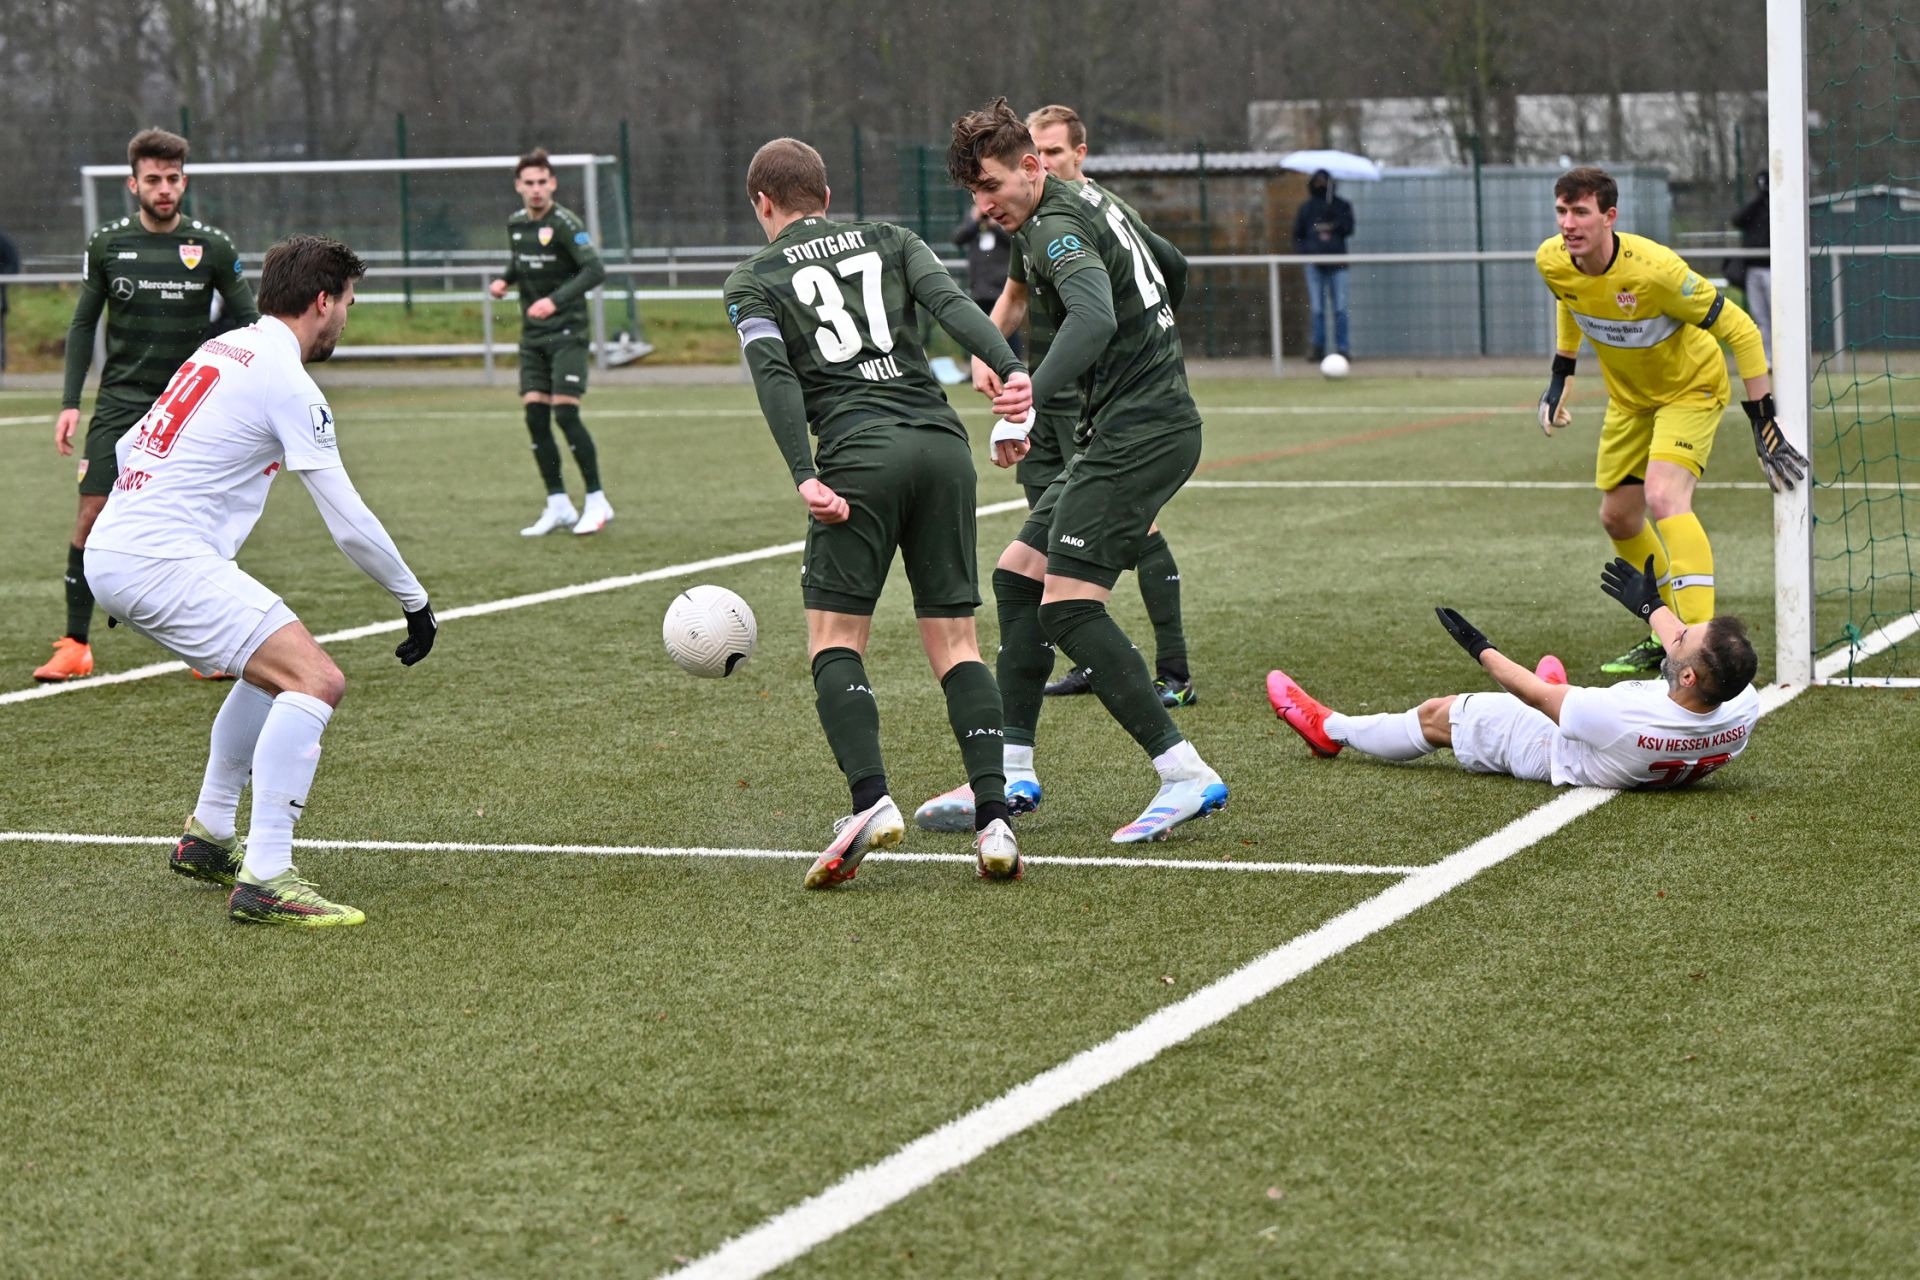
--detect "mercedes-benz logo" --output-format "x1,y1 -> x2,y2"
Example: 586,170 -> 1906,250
110,276 -> 135,301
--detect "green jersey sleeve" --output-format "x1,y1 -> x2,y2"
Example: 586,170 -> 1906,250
725,267 -> 816,485
901,233 -> 1023,381
547,215 -> 606,310
61,233 -> 111,409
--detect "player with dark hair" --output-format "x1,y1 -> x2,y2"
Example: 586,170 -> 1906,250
723,137 -> 1034,888
40,127 -> 258,681
933,98 -> 1227,845
1535,165 -> 1803,675
85,235 -> 435,926
1268,555 -> 1762,789
489,148 -> 615,536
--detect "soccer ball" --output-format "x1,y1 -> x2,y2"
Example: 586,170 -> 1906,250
1319,352 -> 1351,379
662,585 -> 757,678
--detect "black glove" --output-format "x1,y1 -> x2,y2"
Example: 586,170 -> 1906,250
1743,394 -> 1809,492
1600,555 -> 1664,621
1435,607 -> 1495,661
395,602 -> 437,666
1538,354 -> 1575,435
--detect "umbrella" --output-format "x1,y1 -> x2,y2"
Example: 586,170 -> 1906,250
1279,149 -> 1383,183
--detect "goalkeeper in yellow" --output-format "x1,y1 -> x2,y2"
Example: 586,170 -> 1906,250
1535,166 -> 1807,673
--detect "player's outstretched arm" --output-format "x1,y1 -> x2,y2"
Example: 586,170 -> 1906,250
297,467 -> 434,663
1600,555 -> 1684,650
1435,606 -> 1569,722
1027,267 -> 1116,409
903,235 -> 1023,378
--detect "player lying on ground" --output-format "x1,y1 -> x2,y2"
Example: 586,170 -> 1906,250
1267,555 -> 1761,789
86,236 -> 436,926
723,137 -> 1033,888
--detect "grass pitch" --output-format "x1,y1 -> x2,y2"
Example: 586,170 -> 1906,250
1,375 -> 1914,1278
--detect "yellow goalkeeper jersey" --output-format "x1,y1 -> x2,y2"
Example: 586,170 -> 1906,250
1535,232 -> 1767,416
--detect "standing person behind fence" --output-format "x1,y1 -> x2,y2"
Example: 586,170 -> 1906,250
952,209 -> 1020,357
488,148 -> 614,537
0,226 -> 20,381
1292,168 -> 1355,364
40,128 -> 258,684
1534,165 -> 1805,676
1730,171 -> 1772,363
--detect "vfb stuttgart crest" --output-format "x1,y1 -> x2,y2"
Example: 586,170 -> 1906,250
537,226 -> 554,246
1615,291 -> 1639,315
178,243 -> 203,269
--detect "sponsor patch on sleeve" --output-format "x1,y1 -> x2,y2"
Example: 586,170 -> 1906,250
309,403 -> 337,449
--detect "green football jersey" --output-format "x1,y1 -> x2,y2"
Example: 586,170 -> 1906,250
62,215 -> 257,413
503,203 -> 606,340
723,217 -> 972,444
1012,175 -> 1198,433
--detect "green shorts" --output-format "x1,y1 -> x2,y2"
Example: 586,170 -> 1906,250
1018,419 -> 1201,589
78,401 -> 147,497
1014,407 -> 1083,495
803,424 -> 981,618
519,335 -> 591,397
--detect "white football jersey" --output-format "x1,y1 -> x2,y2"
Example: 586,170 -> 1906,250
87,316 -> 343,562
1552,679 -> 1762,790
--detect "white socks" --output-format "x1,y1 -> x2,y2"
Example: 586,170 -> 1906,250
1324,708 -> 1435,762
1003,743 -> 1038,786
241,691 -> 334,881
1151,738 -> 1207,781
194,680 -> 276,841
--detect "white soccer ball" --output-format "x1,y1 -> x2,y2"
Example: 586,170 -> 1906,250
1319,352 -> 1351,379
662,585 -> 758,678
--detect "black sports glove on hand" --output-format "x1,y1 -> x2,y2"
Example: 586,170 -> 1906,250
1538,354 -> 1575,435
1435,607 -> 1496,661
1743,394 -> 1809,493
1600,555 -> 1664,621
395,603 -> 437,666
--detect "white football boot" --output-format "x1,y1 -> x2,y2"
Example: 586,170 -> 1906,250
972,817 -> 1024,881
1111,761 -> 1229,844
803,796 -> 904,889
572,491 -> 616,535
520,494 -> 580,537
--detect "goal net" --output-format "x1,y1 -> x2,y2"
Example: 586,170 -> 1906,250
1777,0 -> 1920,685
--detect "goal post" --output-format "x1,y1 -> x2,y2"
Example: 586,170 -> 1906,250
1768,0 -> 1815,688
77,152 -> 639,368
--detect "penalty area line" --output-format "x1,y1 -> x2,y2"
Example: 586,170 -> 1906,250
0,831 -> 1419,877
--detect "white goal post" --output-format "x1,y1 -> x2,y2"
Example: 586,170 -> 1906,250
1768,0 -> 1815,689
78,152 -> 634,368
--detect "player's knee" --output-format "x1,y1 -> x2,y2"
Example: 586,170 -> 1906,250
1597,504 -> 1640,541
307,659 -> 347,708
1417,697 -> 1454,745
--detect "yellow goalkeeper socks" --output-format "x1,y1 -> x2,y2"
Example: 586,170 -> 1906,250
1610,522 -> 1674,612
1654,512 -> 1716,624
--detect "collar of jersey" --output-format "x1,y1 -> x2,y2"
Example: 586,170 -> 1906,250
256,314 -> 300,356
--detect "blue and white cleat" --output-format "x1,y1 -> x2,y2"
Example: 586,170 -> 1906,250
1111,769 -> 1229,844
912,779 -> 1043,833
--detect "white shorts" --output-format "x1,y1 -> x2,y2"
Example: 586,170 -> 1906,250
84,549 -> 298,678
1449,692 -> 1556,782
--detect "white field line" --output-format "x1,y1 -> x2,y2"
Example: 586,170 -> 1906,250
666,666 -> 1841,1280
1187,479 -> 1916,492
0,831 -> 1419,877
0,500 -> 1028,707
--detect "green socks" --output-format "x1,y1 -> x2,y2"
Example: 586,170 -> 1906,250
523,402 -> 564,493
1135,531 -> 1187,672
553,403 -> 601,492
812,647 -> 886,806
65,544 -> 92,644
940,660 -> 1007,815
1039,598 -> 1184,758
992,569 -> 1052,748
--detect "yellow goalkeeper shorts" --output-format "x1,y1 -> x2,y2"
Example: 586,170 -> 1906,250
1595,399 -> 1726,489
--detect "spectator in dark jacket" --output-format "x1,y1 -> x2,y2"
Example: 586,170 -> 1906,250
1292,169 -> 1355,361
1729,171 -> 1771,362
953,211 -> 1020,356
0,228 -> 19,375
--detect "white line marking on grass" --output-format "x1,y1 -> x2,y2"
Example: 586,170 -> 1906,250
0,831 -> 1419,877
0,500 -> 1032,707
1188,479 -> 1915,493
665,642 -> 1880,1279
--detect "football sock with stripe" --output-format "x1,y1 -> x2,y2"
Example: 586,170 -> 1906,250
939,659 -> 1008,827
1134,531 -> 1188,674
1610,520 -> 1673,614
65,544 -> 93,644
1325,708 -> 1435,761
811,647 -> 887,809
524,402 -> 565,494
1654,511 -> 1716,623
195,680 -> 276,842
553,403 -> 602,492
243,692 -> 334,881
1038,598 -> 1183,758
992,569 -> 1052,748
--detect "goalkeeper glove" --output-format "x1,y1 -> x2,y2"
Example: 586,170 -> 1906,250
1743,394 -> 1809,492
1600,555 -> 1664,622
395,602 -> 437,666
1435,607 -> 1496,661
1538,354 -> 1575,436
